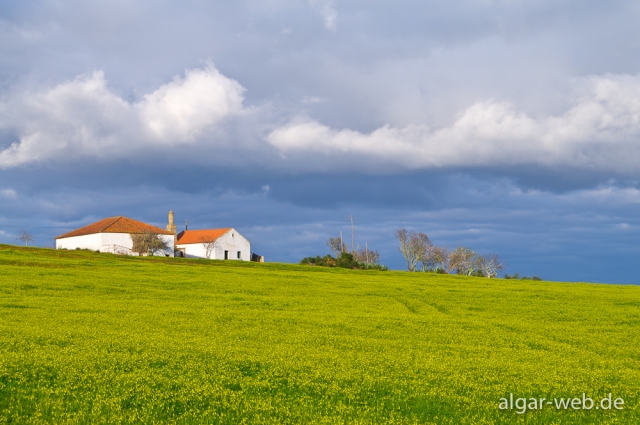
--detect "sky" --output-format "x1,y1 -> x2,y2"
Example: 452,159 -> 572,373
1,0 -> 640,283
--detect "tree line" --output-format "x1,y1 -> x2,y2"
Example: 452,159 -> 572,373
132,228 -> 538,278
395,228 -> 505,278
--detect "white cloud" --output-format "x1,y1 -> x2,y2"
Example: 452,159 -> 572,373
4,66 -> 640,178
0,63 -> 245,168
568,185 -> 640,205
1,189 -> 17,199
267,74 -> 640,175
302,96 -> 326,104
138,65 -> 244,142
309,0 -> 337,31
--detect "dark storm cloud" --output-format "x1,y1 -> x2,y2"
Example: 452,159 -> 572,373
2,175 -> 639,283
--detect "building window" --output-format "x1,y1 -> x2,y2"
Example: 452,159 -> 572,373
237,251 -> 241,259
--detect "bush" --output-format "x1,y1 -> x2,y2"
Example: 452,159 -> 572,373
130,231 -> 169,256
300,252 -> 387,271
300,255 -> 336,267
504,273 -> 543,281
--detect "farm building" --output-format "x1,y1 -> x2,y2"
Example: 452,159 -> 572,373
55,216 -> 175,256
55,211 -> 254,261
175,228 -> 251,260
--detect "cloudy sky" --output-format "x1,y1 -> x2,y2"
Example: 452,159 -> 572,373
2,0 -> 640,283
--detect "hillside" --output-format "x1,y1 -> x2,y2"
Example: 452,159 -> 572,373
1,245 -> 638,424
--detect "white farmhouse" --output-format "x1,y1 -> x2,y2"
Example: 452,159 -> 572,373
175,228 -> 250,260
55,216 -> 175,256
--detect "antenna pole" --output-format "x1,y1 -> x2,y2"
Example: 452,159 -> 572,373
350,215 -> 354,254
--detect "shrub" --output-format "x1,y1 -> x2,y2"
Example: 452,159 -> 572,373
300,255 -> 336,267
130,231 -> 169,256
504,273 -> 543,281
300,252 -> 387,271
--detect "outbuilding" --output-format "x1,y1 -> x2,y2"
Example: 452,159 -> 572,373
175,228 -> 250,260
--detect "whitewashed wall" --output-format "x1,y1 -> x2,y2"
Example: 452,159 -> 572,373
152,234 -> 175,256
100,233 -> 134,251
176,229 -> 250,260
178,243 -> 207,259
57,233 -> 174,256
56,233 -> 102,251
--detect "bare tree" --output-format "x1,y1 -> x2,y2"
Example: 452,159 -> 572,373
394,229 -> 431,272
432,246 -> 450,273
327,236 -> 347,257
131,231 -> 169,256
419,243 -> 441,272
368,249 -> 380,265
201,239 -> 216,259
448,246 -> 477,275
476,254 -> 505,278
16,230 -> 35,246
354,247 -> 380,265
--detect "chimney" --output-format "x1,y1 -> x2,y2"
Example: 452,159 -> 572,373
167,210 -> 177,245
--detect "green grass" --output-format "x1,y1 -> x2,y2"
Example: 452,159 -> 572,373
1,244 -> 639,424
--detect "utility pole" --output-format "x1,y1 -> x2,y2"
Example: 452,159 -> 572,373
350,214 -> 354,254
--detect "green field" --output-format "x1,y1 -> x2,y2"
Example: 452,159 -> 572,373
1,245 -> 638,424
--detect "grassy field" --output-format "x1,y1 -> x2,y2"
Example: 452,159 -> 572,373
0,245 -> 639,424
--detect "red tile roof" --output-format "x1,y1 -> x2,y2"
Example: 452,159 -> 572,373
176,228 -> 232,245
56,216 -> 174,239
